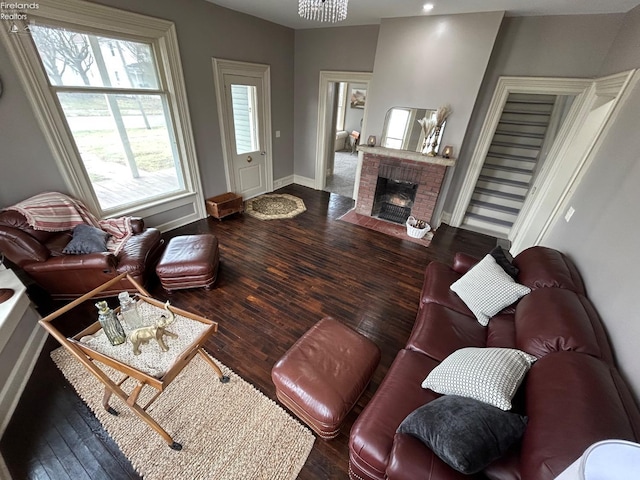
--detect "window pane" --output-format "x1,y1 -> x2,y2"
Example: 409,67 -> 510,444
383,108 -> 410,148
31,25 -> 158,89
58,92 -> 183,210
231,84 -> 259,155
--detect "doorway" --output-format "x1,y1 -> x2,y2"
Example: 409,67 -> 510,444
324,82 -> 365,198
450,72 -> 634,253
213,59 -> 273,199
315,71 -> 372,199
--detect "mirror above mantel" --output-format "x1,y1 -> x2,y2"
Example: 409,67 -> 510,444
380,107 -> 446,155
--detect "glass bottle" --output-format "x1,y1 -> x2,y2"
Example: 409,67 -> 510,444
95,301 -> 126,346
117,292 -> 144,330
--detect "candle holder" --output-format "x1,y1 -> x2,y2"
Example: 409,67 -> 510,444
367,135 -> 376,147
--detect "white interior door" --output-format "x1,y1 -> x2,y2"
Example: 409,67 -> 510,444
213,59 -> 272,199
225,75 -> 267,198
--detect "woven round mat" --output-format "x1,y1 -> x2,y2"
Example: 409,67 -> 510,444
245,194 -> 306,220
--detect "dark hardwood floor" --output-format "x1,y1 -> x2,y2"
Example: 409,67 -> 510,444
0,185 -> 496,480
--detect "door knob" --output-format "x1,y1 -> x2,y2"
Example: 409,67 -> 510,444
247,155 -> 252,163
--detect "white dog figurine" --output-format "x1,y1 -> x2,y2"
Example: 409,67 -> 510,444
129,301 -> 177,355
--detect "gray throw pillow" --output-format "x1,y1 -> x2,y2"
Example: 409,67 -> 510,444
490,245 -> 519,279
62,224 -> 109,254
397,395 -> 528,474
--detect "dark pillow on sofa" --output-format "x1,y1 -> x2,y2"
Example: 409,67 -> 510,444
397,395 -> 528,474
490,245 -> 519,279
62,224 -> 109,254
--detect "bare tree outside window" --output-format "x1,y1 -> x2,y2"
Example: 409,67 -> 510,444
29,24 -> 184,211
31,27 -> 94,86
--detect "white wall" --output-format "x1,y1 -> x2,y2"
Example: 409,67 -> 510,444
544,5 -> 640,402
362,12 -> 505,157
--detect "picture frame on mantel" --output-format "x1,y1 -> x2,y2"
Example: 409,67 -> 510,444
350,88 -> 366,109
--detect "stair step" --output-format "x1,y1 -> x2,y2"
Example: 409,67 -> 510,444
491,141 -> 541,151
494,130 -> 546,140
486,149 -> 538,162
476,176 -> 530,196
502,108 -> 553,116
463,214 -> 512,237
467,202 -> 519,223
485,156 -> 537,172
496,123 -> 548,137
472,190 -> 526,210
499,113 -> 549,127
469,199 -> 519,214
508,93 -> 557,104
481,165 -> 533,183
474,187 -> 526,202
493,133 -> 544,149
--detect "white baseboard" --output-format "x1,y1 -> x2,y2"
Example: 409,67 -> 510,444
273,175 -> 294,189
440,211 -> 452,225
0,323 -> 48,439
293,175 -> 315,189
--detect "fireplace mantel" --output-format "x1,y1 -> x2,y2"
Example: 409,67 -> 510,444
357,146 -> 455,167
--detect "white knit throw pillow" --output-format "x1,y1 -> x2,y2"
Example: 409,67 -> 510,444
422,347 -> 537,410
450,254 -> 530,326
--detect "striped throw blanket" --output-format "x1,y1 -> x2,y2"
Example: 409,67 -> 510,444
6,192 -> 134,255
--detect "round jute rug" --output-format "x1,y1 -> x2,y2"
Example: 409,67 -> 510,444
245,194 -> 306,220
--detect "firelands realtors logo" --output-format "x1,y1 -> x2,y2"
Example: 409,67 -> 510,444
1,2 -> 39,33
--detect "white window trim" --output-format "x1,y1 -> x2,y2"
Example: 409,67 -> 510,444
0,0 -> 205,229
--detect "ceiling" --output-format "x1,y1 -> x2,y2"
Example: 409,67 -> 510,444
206,0 -> 640,29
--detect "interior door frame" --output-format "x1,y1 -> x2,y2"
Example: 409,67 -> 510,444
450,76 -> 593,227
315,71 -> 372,197
512,70 -> 636,253
212,58 -> 273,195
449,72 -> 634,253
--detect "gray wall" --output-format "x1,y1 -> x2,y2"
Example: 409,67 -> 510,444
293,25 -> 379,179
0,0 -> 295,208
363,12 -> 504,157
442,14 -> 624,213
0,42 -> 68,206
544,5 -> 640,401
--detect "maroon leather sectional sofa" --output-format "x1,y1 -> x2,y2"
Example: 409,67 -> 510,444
349,246 -> 640,480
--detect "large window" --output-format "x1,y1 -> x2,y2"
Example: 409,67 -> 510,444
31,26 -> 183,211
0,0 -> 204,224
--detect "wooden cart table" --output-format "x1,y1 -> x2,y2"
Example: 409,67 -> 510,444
39,273 -> 229,450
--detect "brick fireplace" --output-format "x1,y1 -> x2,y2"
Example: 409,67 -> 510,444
355,147 -> 453,226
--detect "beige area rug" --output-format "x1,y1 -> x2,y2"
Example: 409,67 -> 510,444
245,194 -> 306,220
51,348 -> 315,479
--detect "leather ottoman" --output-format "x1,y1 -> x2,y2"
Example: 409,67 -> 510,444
272,317 -> 381,439
155,234 -> 220,292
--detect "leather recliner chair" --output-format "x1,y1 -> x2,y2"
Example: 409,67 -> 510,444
0,209 -> 164,299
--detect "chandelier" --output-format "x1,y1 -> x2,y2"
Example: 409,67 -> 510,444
298,0 -> 349,23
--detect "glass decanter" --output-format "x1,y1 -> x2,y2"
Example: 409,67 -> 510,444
95,301 -> 126,346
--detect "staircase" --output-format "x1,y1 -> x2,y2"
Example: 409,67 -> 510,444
462,93 -> 557,238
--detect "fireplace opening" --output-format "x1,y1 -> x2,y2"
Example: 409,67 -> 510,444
372,177 -> 418,224
371,162 -> 422,224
